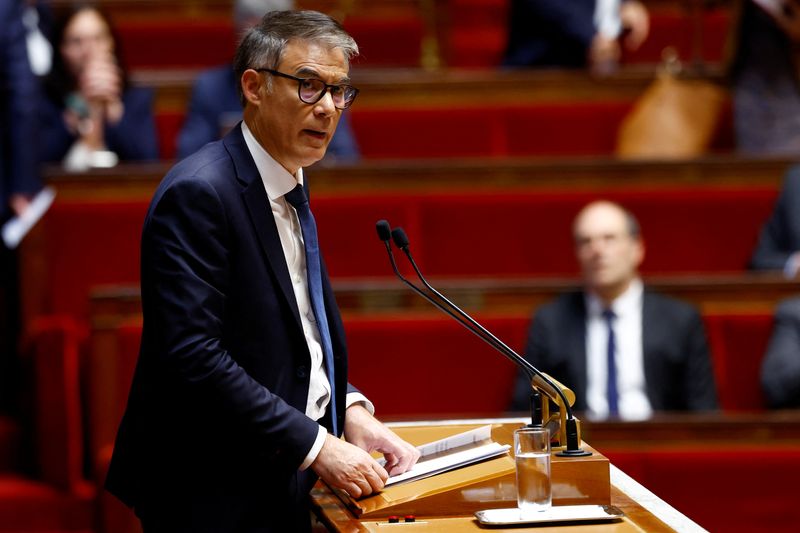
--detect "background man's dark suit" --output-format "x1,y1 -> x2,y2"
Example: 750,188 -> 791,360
511,290 -> 719,412
750,165 -> 800,271
176,65 -> 360,161
761,296 -> 800,408
106,125 -> 350,531
503,0 -> 597,67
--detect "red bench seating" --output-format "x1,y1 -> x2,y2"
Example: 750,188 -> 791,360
30,186 -> 776,320
603,445 -> 800,533
116,16 -> 423,70
0,317 -> 95,533
114,3 -> 731,70
157,100 -> 734,161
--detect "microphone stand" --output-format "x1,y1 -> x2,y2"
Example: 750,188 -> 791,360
376,221 -> 590,457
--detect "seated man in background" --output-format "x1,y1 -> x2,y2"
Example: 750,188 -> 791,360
503,0 -> 650,75
761,296 -> 800,408
511,201 -> 718,419
177,0 -> 360,161
749,165 -> 800,277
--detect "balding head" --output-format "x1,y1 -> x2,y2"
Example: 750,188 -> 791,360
573,201 -> 644,303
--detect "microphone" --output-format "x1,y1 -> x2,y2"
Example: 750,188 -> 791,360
376,221 -> 591,457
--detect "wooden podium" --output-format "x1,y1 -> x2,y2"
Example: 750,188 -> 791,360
310,420 -> 691,532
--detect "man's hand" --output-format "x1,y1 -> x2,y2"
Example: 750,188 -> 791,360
620,0 -> 650,51
589,33 -> 621,75
9,194 -> 31,218
310,433 -> 388,498
343,404 -> 421,477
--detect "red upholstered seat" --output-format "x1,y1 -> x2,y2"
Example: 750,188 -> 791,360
704,313 -> 774,411
603,446 -> 800,533
344,313 -> 529,417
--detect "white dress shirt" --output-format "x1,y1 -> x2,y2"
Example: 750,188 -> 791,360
584,278 -> 653,420
241,122 -> 372,469
594,0 -> 622,38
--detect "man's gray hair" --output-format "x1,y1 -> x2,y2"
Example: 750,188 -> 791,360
233,10 -> 358,106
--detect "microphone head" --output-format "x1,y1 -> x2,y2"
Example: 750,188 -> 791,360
391,227 -> 410,249
375,220 -> 392,242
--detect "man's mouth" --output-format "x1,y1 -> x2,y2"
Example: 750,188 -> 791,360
303,129 -> 327,140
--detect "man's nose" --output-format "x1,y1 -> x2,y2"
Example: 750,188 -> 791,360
313,90 -> 336,116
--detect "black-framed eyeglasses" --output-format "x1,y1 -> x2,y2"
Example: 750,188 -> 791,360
254,68 -> 359,110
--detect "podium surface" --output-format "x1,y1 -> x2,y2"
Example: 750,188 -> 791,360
310,419 -> 706,533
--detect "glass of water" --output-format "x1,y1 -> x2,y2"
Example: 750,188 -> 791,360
514,426 -> 551,515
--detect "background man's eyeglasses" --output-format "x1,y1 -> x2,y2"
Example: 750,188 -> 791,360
255,68 -> 359,110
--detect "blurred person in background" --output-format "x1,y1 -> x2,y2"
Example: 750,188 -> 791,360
510,201 -> 718,420
502,0 -> 650,75
1,0 -> 42,413
761,296 -> 800,409
749,165 -> 800,277
39,4 -> 158,171
176,0 -> 360,161
730,0 -> 800,155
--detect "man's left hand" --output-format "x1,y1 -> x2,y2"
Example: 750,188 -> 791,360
343,404 -> 421,477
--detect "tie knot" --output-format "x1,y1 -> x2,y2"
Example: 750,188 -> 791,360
284,184 -> 308,209
602,308 -> 616,321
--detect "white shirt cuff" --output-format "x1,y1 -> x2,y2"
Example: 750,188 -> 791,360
299,425 -> 327,471
346,392 -> 375,415
784,252 -> 800,279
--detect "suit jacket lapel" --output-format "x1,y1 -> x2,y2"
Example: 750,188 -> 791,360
641,292 -> 660,408
224,124 -> 303,331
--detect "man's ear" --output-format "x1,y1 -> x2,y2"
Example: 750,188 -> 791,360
241,69 -> 263,106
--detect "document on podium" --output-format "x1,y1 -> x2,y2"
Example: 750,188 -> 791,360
2,186 -> 56,249
383,425 -> 510,487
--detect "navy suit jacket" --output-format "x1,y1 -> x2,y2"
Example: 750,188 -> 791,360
0,0 -> 40,219
750,165 -> 800,271
511,290 -> 719,413
38,86 -> 159,163
176,65 -> 360,161
106,124 -> 351,532
503,0 -> 597,68
761,296 -> 800,408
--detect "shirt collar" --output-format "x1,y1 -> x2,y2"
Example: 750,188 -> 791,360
585,278 -> 644,318
241,121 -> 304,200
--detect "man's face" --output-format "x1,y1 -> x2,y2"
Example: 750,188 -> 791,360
248,40 -> 348,173
573,203 -> 644,294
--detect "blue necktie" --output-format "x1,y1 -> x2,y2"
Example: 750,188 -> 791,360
602,309 -> 619,417
285,184 -> 338,436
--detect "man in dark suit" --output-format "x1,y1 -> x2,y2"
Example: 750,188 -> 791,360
761,296 -> 800,408
1,0 -> 41,413
106,11 -> 419,532
749,165 -> 800,276
176,0 -> 360,161
503,0 -> 649,73
511,201 -> 718,419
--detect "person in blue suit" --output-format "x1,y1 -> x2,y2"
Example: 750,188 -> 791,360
503,0 -> 650,73
1,0 -> 42,414
177,0 -> 360,161
39,5 -> 158,168
106,11 -> 418,532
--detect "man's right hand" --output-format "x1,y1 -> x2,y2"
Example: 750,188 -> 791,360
310,433 -> 389,498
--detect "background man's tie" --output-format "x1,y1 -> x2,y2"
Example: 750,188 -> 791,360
602,308 -> 619,417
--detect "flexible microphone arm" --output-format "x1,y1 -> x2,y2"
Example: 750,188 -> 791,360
376,221 -> 538,378
375,221 -> 591,456
390,227 -> 574,420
